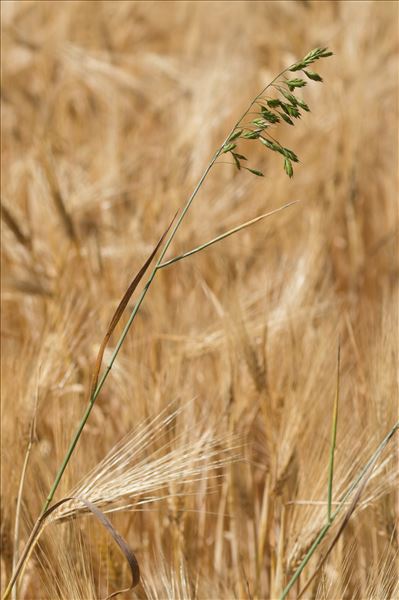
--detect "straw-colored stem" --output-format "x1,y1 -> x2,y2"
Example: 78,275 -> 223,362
2,519 -> 44,600
11,381 -> 39,600
12,432 -> 34,600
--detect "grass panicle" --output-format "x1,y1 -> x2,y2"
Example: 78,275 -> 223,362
221,48 -> 332,178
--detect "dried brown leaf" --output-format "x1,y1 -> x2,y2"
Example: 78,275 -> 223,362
89,213 -> 176,397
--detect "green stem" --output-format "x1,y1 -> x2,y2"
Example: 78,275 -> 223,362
327,343 -> 340,523
280,421 -> 399,600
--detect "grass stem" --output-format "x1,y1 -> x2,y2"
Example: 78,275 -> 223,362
327,342 -> 340,523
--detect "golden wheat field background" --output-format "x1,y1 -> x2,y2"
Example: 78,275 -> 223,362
1,1 -> 398,599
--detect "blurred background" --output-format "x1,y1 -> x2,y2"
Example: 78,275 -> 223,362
1,1 -> 398,599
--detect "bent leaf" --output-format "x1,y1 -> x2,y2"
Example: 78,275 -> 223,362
90,214 -> 176,397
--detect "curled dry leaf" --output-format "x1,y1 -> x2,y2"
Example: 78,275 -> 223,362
42,496 -> 140,599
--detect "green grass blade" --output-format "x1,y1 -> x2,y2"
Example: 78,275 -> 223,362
280,420 -> 399,600
158,201 -> 297,270
327,342 -> 340,523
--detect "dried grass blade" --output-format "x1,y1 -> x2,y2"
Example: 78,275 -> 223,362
76,496 -> 140,598
90,213 -> 176,396
7,496 -> 139,600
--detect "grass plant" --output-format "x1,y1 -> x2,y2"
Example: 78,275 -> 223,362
1,2 -> 398,599
3,45 -> 335,599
